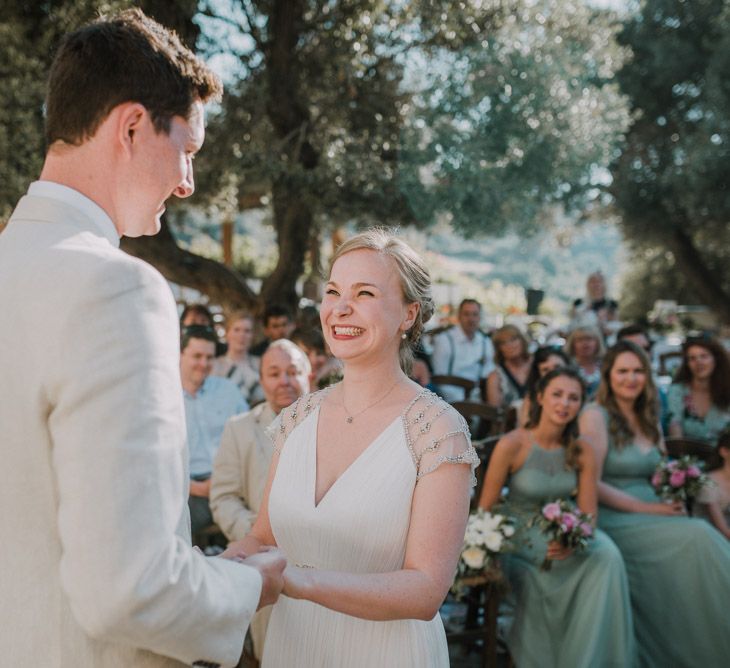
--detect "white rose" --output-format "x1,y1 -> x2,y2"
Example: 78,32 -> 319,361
462,546 -> 486,569
485,531 -> 503,552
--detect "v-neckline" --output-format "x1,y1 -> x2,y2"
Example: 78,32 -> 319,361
311,409 -> 401,509
310,387 -> 429,509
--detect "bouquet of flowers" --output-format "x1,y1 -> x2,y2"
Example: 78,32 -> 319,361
651,456 -> 710,504
532,499 -> 594,571
452,509 -> 515,597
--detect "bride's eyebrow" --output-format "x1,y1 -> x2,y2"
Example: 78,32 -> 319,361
325,281 -> 380,290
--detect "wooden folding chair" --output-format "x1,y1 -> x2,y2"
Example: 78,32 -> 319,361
447,435 -> 510,668
432,374 -> 477,401
451,401 -> 506,440
665,438 -> 716,463
659,351 -> 682,377
471,435 -> 501,511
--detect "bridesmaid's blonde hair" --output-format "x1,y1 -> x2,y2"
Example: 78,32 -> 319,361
329,228 -> 434,373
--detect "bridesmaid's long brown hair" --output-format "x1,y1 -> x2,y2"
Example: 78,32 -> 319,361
596,341 -> 660,449
526,367 -> 586,471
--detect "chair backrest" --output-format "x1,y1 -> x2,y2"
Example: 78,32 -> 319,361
659,351 -> 682,377
471,435 -> 501,510
451,401 -> 506,440
665,438 -> 716,463
431,374 -> 477,401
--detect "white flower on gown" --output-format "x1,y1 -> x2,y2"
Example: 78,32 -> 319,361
261,386 -> 478,668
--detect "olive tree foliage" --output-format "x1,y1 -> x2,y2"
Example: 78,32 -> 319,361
189,0 -> 510,310
611,0 -> 730,323
1,0 -> 631,313
0,0 -> 130,221
398,0 -> 630,237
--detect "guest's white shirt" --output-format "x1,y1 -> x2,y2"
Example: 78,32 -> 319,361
431,326 -> 495,402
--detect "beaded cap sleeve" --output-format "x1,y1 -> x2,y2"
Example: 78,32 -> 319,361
403,389 -> 479,486
265,388 -> 330,454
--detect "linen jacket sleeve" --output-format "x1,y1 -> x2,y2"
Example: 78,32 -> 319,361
48,256 -> 261,667
211,414 -> 258,541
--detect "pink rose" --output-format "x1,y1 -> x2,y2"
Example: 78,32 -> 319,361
687,465 -> 701,479
669,469 -> 686,487
543,502 -> 562,522
580,522 -> 593,538
651,471 -> 663,488
561,513 -> 577,531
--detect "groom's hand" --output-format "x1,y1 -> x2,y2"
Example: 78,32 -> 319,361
242,547 -> 287,609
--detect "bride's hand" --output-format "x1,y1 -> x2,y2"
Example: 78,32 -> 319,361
218,540 -> 249,561
282,564 -> 314,600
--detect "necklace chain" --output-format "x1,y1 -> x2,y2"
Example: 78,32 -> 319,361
340,379 -> 401,424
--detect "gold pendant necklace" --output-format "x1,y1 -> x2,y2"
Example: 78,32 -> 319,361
341,378 -> 401,423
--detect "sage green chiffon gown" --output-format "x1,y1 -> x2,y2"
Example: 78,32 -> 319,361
499,444 -> 635,668
596,409 -> 730,667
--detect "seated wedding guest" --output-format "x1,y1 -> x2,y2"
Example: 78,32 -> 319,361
291,327 -> 329,380
180,302 -> 214,327
210,339 -> 311,660
431,298 -> 494,402
411,341 -> 433,388
211,310 -> 265,406
570,270 -> 618,338
486,324 -> 532,410
479,367 -> 635,668
518,346 -> 570,426
667,336 -> 730,444
565,325 -> 604,400
695,427 -> 730,540
291,327 -> 344,389
230,229 -> 478,667
579,341 -> 730,667
617,323 -> 671,433
181,325 -> 248,541
250,304 -> 294,356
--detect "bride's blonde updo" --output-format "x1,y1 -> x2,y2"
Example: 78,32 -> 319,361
329,228 -> 435,373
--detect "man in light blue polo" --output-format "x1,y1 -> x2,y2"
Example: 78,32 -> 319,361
180,325 -> 248,539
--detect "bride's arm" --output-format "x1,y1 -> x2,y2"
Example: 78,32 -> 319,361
578,407 -> 683,516
282,459 -> 472,621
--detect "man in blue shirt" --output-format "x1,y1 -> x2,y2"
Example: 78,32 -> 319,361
181,325 -> 248,539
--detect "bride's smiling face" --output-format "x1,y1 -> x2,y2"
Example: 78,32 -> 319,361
321,249 -> 417,365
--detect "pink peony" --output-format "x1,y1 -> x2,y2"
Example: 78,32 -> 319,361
651,471 -> 663,488
687,465 -> 701,479
543,502 -> 562,522
561,513 -> 577,531
669,469 -> 686,487
580,522 -> 594,538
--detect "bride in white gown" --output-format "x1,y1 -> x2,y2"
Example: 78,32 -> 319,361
229,229 -> 478,667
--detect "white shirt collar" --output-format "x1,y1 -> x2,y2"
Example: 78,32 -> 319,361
28,180 -> 120,248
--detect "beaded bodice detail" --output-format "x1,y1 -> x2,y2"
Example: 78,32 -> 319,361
268,385 -> 478,485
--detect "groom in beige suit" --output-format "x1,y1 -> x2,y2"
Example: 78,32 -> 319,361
0,9 -> 284,668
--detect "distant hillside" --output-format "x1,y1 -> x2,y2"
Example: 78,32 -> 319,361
417,220 -> 626,316
172,208 -> 626,318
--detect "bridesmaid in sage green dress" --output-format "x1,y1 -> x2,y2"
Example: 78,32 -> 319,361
580,341 -> 730,668
479,367 -> 634,668
666,336 -> 730,444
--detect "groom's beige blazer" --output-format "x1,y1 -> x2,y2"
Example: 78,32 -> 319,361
0,189 -> 261,667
